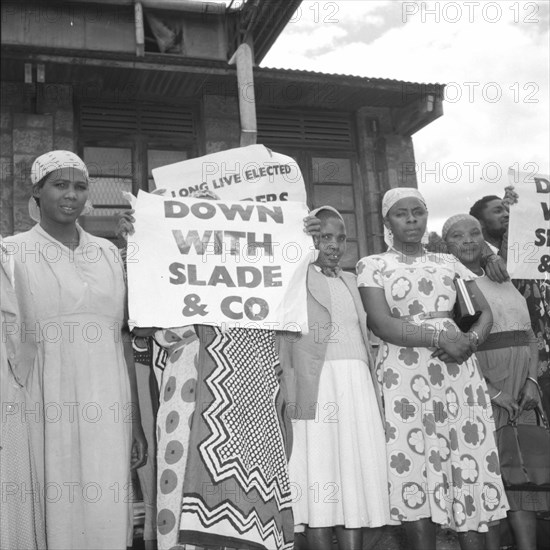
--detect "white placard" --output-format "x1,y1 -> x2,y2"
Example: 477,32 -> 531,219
507,169 -> 550,280
152,144 -> 307,203
128,191 -> 314,331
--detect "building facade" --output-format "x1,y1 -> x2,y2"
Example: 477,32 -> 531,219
1,0 -> 444,267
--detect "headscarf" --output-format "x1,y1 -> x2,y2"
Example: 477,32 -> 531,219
31,150 -> 89,185
381,187 -> 428,249
442,214 -> 481,241
29,150 -> 93,222
310,205 -> 344,220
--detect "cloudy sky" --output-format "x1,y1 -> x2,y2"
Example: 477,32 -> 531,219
261,0 -> 549,233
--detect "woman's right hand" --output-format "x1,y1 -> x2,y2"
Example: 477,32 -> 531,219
116,209 -> 135,241
492,390 -> 520,421
437,326 -> 474,364
303,215 -> 320,237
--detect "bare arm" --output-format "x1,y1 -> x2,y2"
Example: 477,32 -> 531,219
359,286 -> 479,364
465,280 -> 494,345
122,324 -> 148,470
359,286 -> 437,347
480,240 -> 509,283
517,328 -> 542,412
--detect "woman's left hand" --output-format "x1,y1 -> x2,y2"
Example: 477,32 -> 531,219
116,209 -> 136,241
518,378 -> 541,412
304,215 -> 321,237
131,423 -> 148,470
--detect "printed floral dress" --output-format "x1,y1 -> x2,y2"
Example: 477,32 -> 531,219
356,251 -> 509,532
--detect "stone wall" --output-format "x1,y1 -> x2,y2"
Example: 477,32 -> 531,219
385,134 -> 417,189
355,106 -> 419,254
0,82 -> 75,236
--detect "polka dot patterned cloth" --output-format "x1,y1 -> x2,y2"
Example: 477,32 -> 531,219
155,327 -> 200,550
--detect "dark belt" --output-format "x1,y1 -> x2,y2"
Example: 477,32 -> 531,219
477,330 -> 531,351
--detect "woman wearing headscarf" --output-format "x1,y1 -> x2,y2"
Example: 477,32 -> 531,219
443,213 -> 548,550
280,206 -> 390,550
356,188 -> 509,550
5,151 -> 147,550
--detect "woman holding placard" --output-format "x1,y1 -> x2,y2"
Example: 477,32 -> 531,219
118,191 -> 321,550
280,205 -> 390,550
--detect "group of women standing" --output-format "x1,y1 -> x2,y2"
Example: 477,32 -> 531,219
1,149 -> 546,550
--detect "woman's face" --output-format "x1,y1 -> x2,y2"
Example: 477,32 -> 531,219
385,197 -> 428,246
315,216 -> 347,269
445,218 -> 484,264
34,167 -> 89,225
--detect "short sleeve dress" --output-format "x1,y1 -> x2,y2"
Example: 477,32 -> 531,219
7,224 -> 132,550
356,251 -> 509,532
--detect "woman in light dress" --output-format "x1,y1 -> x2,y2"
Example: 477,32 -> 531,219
6,150 -> 147,550
281,206 -> 390,550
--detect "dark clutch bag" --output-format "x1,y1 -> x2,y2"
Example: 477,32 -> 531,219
453,276 -> 481,332
495,406 -> 550,490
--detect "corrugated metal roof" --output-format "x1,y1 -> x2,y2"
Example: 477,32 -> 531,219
259,65 -> 444,91
1,46 -> 444,112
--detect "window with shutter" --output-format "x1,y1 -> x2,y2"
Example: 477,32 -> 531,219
257,109 -> 366,269
78,102 -> 196,239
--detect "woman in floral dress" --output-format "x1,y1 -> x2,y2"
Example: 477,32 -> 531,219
356,188 -> 509,550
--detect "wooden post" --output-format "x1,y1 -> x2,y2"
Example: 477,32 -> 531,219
135,2 -> 145,57
229,40 -> 257,147
24,63 -> 33,84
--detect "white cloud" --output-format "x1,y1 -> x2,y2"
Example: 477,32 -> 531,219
264,0 -> 549,233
